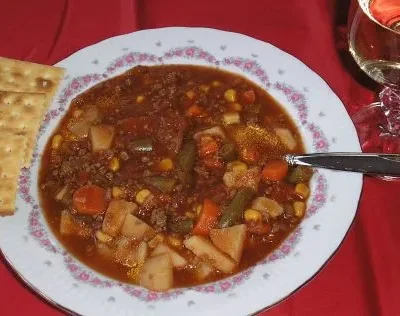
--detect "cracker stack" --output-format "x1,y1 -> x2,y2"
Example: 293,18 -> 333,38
0,57 -> 65,215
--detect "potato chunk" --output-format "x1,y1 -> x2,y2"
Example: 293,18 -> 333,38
90,124 -> 115,152
121,213 -> 155,240
274,128 -> 297,150
115,237 -> 149,267
140,253 -> 173,291
136,241 -> 149,264
251,197 -> 284,218
210,224 -> 247,263
102,199 -> 136,237
115,237 -> 138,266
223,167 -> 261,191
195,261 -> 214,281
183,236 -> 236,273
60,210 -> 93,237
151,243 -> 187,268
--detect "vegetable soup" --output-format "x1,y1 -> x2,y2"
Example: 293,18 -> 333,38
39,65 -> 312,291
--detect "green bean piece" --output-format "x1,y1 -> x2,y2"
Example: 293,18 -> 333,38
145,177 -> 176,193
130,138 -> 153,152
218,187 -> 256,228
168,219 -> 194,234
286,166 -> 313,184
219,143 -> 237,161
177,141 -> 196,172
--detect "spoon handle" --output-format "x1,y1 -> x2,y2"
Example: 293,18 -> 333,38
284,153 -> 400,176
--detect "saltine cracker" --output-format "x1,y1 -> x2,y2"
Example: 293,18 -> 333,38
0,91 -> 48,167
0,133 -> 27,215
0,57 -> 65,105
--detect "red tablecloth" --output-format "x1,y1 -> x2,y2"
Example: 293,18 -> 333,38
1,1 -> 400,315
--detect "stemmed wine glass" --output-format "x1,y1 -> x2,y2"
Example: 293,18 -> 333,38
348,0 -> 400,179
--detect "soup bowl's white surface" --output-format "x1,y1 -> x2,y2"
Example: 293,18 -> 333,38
0,27 -> 362,316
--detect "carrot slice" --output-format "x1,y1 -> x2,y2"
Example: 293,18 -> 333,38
262,160 -> 289,181
193,199 -> 219,236
73,185 -> 107,215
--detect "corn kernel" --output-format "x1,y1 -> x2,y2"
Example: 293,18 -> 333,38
199,84 -> 210,93
211,80 -> 221,87
293,201 -> 306,217
295,183 -> 310,199
148,233 -> 165,248
51,134 -> 64,150
73,109 -> 83,118
167,235 -> 183,248
227,161 -> 248,173
109,157 -> 120,172
244,209 -> 262,222
136,95 -> 145,103
96,230 -> 113,243
158,158 -> 174,171
195,204 -> 203,216
186,90 -> 196,99
112,186 -> 124,198
223,112 -> 240,125
136,189 -> 152,205
224,89 -> 237,102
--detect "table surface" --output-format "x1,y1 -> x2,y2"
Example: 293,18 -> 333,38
1,1 -> 400,315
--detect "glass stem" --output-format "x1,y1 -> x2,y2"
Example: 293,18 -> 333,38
380,87 -> 400,135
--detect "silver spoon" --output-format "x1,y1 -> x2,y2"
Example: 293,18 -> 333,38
284,153 -> 400,177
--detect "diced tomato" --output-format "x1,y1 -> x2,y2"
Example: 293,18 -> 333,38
186,105 -> 204,117
193,199 -> 220,236
262,160 -> 289,181
247,221 -> 271,235
199,136 -> 219,157
72,185 -> 107,215
119,116 -> 157,136
240,89 -> 256,104
241,147 -> 260,163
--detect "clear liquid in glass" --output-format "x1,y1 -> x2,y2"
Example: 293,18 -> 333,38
349,0 -> 400,88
